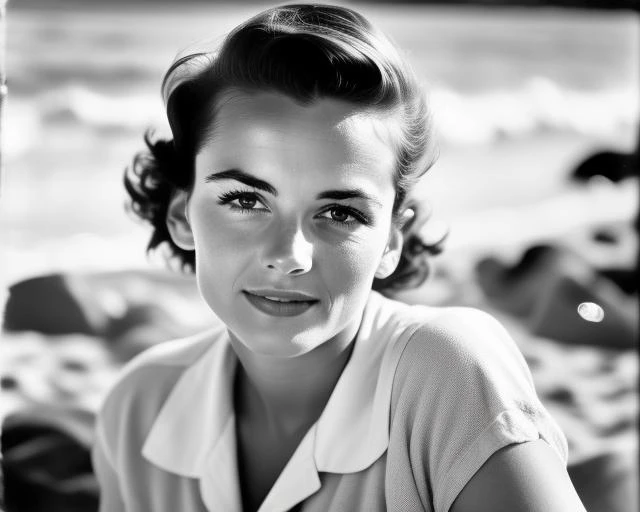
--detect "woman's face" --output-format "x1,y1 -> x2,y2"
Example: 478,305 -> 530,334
169,90 -> 403,357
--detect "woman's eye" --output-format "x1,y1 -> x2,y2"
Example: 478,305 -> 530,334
328,207 -> 351,222
236,195 -> 257,209
217,191 -> 266,212
319,206 -> 369,226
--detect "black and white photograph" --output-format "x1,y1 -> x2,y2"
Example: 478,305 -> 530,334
1,1 -> 637,511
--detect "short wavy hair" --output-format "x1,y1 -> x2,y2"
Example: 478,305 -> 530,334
125,3 -> 445,292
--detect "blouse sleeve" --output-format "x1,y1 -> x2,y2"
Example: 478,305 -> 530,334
390,307 -> 568,512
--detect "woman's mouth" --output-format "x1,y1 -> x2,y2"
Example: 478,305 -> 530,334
242,290 -> 319,317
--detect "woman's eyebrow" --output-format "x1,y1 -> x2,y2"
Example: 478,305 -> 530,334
205,169 -> 277,195
316,189 -> 382,208
205,171 -> 381,206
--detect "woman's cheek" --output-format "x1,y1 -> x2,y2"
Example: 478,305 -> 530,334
318,240 -> 380,290
192,205 -> 262,251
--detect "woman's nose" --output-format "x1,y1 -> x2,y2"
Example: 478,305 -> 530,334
260,222 -> 313,275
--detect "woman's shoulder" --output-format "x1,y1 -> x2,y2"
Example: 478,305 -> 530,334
385,300 -> 531,389
413,305 -> 514,350
97,325 -> 227,422
123,324 -> 226,372
112,325 -> 224,386
386,303 -> 571,512
377,293 -> 514,355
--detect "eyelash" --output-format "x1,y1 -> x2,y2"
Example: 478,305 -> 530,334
217,189 -> 266,213
216,190 -> 371,226
319,204 -> 371,227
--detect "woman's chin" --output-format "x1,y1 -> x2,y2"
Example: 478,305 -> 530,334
228,328 -> 322,359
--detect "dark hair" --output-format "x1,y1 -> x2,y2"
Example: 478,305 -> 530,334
124,3 -> 446,292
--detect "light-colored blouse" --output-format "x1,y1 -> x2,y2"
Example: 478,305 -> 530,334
92,291 -> 568,512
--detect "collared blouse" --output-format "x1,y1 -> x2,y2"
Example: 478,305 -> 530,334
92,291 -> 568,512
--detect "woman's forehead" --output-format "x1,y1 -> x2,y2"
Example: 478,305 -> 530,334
209,89 -> 400,149
197,90 -> 399,195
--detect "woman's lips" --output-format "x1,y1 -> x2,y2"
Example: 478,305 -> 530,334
242,290 -> 318,317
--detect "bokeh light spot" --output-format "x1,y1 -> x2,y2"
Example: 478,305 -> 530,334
577,302 -> 605,323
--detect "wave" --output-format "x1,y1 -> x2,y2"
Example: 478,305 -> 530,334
4,77 -> 638,159
430,77 -> 638,145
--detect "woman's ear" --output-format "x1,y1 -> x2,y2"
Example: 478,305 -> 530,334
166,190 -> 195,250
375,226 -> 403,279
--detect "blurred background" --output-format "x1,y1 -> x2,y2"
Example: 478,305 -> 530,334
0,1 -> 638,511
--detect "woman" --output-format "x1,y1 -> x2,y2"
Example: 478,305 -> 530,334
93,4 -> 587,511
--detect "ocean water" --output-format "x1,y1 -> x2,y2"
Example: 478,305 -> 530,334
1,3 -> 639,282
6,4 -> 638,151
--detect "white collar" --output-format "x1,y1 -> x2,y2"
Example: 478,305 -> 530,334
142,291 -> 417,511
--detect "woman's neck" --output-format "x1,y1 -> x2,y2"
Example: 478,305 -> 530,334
230,327 -> 357,437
